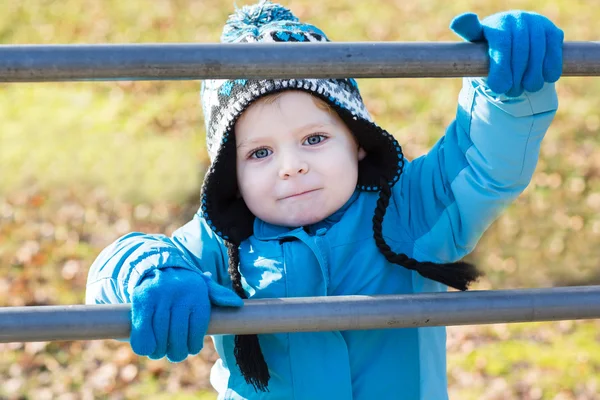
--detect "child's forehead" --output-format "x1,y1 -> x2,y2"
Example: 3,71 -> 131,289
234,92 -> 345,140
239,91 -> 331,123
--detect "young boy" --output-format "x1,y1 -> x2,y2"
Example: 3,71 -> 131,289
86,2 -> 563,399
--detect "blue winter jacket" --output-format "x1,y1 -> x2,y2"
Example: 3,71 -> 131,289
86,78 -> 558,399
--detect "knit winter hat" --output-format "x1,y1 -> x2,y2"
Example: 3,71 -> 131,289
199,0 -> 404,244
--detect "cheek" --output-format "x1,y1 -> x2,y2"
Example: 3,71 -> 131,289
237,164 -> 270,203
320,148 -> 359,179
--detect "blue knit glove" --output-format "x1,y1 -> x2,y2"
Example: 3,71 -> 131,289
450,11 -> 564,97
130,267 -> 244,362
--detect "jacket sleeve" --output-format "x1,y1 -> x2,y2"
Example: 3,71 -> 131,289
388,77 -> 558,263
85,211 -> 229,305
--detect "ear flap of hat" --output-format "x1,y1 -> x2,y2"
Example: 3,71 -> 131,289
200,138 -> 254,243
330,98 -> 405,192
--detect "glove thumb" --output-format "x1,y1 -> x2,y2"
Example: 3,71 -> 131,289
450,13 -> 485,42
202,273 -> 245,307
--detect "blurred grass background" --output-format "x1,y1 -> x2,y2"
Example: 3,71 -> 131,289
1,0 -> 599,399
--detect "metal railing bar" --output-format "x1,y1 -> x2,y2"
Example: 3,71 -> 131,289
0,41 -> 597,82
1,285 -> 599,343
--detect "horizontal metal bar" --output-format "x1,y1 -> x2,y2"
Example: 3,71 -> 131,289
1,286 -> 599,343
0,41 -> 597,82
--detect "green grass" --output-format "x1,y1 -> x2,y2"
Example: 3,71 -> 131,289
447,321 -> 600,399
0,83 -> 204,203
2,1 -> 600,399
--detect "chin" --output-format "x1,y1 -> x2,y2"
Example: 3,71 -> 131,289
267,211 -> 329,228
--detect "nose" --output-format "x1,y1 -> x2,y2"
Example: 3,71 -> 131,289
278,154 -> 309,179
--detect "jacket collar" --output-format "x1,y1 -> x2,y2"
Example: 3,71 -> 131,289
253,190 -> 360,241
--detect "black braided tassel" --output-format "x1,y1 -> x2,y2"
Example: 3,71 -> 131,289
225,242 -> 271,392
372,178 -> 483,291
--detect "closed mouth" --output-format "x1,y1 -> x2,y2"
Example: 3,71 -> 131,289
280,189 -> 320,200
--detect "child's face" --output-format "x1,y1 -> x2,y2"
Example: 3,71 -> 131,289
235,90 -> 366,228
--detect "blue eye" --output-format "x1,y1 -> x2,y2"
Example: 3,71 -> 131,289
304,135 -> 326,145
251,148 -> 272,159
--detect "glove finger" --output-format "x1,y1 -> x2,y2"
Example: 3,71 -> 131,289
204,276 -> 245,307
188,307 -> 211,355
449,13 -> 485,42
543,26 -> 564,83
130,298 -> 156,356
166,306 -> 191,363
149,303 -> 170,360
485,27 -> 513,95
506,15 -> 529,97
522,22 -> 546,93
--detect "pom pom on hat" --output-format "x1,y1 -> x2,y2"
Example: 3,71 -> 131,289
221,0 -> 299,42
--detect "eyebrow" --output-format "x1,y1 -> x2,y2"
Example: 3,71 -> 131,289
236,121 -> 332,149
293,121 -> 330,134
236,137 -> 269,149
